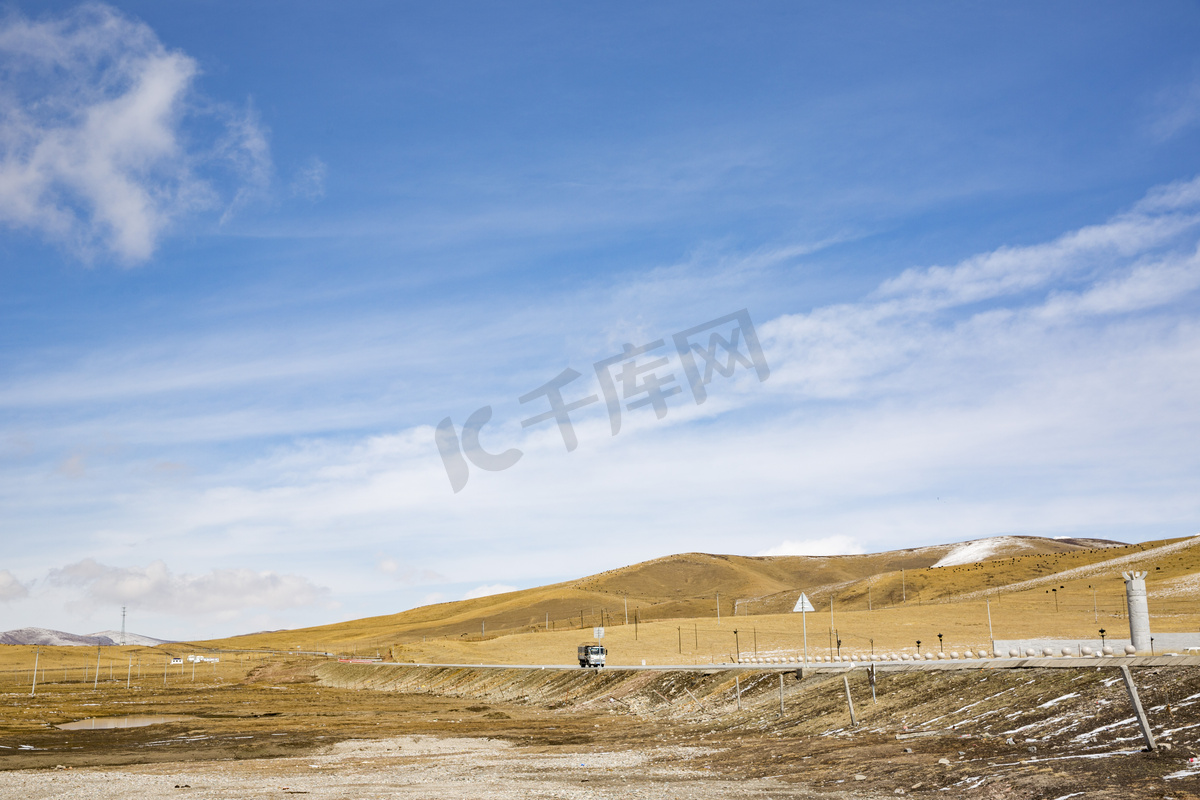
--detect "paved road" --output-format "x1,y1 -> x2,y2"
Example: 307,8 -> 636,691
362,654 -> 1200,671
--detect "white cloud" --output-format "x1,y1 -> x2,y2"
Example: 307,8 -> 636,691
874,202 -> 1200,312
47,558 -> 328,615
290,156 -> 327,201
1149,77 -> 1200,142
756,536 -> 866,557
376,555 -> 447,585
462,584 -> 519,600
764,180 -> 1200,402
4,176 -> 1200,635
216,101 -> 272,225
0,570 -> 29,602
0,4 -> 270,262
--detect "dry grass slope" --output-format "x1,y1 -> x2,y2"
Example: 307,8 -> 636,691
175,533 -> 1200,664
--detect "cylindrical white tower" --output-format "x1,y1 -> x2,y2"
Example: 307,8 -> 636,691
1123,571 -> 1151,653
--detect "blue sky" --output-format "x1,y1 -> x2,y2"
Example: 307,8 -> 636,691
2,2 -> 1199,639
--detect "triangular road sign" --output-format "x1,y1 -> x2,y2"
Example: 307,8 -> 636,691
793,593 -> 815,613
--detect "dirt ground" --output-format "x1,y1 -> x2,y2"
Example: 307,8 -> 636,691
2,658 -> 1200,799
0,735 -> 814,799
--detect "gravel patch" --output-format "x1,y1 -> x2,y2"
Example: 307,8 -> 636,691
0,735 -> 814,799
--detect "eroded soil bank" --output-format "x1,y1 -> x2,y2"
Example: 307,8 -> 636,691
1,659 -> 1198,798
316,661 -> 1200,797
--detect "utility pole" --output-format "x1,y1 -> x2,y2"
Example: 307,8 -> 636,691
986,596 -> 994,653
1092,585 -> 1098,623
902,569 -> 906,602
678,627 -> 682,654
802,602 -> 808,665
733,629 -> 740,661
624,595 -> 628,625
30,648 -> 39,697
121,606 -> 126,646
843,674 -> 857,726
716,592 -> 720,625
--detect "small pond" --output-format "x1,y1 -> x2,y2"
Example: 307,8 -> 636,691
56,715 -> 197,730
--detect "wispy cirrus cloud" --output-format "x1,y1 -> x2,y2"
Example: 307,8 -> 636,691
0,4 -> 271,263
290,156 -> 327,201
3,176 -> 1200,635
874,176 -> 1200,312
764,175 -> 1200,401
1149,75 -> 1200,142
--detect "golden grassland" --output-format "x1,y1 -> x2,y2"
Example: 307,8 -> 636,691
4,534 -> 1197,671
379,577 -> 1200,667
169,534 -> 1200,664
0,645 -> 274,699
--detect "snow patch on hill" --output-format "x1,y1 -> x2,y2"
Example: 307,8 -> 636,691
932,537 -> 1037,568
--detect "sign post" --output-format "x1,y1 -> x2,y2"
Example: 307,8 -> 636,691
793,593 -> 815,665
593,626 -> 604,640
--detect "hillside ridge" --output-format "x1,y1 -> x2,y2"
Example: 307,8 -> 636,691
193,533 -> 1155,652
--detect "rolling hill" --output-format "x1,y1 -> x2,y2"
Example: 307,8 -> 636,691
190,533 -> 1200,656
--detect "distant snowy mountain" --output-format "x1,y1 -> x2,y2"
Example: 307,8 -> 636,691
86,630 -> 171,646
0,627 -> 170,646
0,627 -> 115,646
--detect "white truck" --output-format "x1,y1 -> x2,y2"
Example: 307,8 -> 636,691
577,643 -> 606,668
